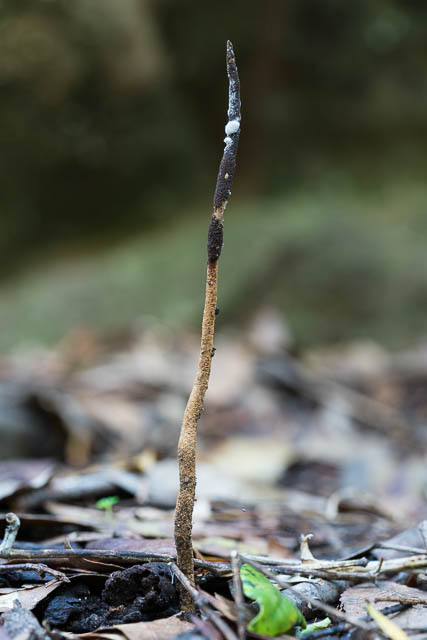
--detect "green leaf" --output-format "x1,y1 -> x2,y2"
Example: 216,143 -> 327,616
240,563 -> 306,636
95,496 -> 119,511
298,617 -> 331,637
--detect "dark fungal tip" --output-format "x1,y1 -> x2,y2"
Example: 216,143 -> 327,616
207,216 -> 224,263
213,144 -> 238,209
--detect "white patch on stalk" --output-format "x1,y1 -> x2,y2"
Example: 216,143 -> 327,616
225,119 -> 240,136
224,136 -> 233,146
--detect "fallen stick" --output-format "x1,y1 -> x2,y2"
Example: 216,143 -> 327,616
374,595 -> 427,605
243,554 -> 368,569
0,548 -> 372,581
1,547 -> 232,576
2,515 -> 427,582
3,547 -> 427,580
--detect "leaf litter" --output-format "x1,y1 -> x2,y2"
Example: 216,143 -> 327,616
0,322 -> 426,638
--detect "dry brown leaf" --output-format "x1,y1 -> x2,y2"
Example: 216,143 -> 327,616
191,617 -> 223,640
205,436 -> 291,484
85,537 -> 176,556
56,558 -> 124,573
341,582 -> 427,617
194,536 -> 267,558
200,591 -> 237,621
42,531 -> 116,546
372,521 -> 427,560
0,581 -> 62,612
44,502 -> 112,530
82,634 -> 122,640
0,459 -> 54,501
79,617 -> 193,640
341,582 -> 427,634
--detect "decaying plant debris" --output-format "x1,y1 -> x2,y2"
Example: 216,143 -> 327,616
1,511 -> 427,638
0,323 -> 427,639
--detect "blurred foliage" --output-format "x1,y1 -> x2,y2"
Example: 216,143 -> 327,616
0,0 -> 204,274
2,0 -> 427,266
1,181 -> 426,350
1,0 -> 427,347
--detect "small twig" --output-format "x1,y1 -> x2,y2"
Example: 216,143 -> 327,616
5,544 -> 427,581
1,547 -> 231,575
299,622 -> 349,640
243,554 -> 368,569
170,562 -> 238,640
369,603 -> 412,618
11,544 -> 426,581
174,40 -> 241,613
231,551 -> 246,640
374,595 -> 427,605
3,548 -> 173,563
374,557 -> 384,579
248,564 -> 375,581
245,551 -> 427,581
0,513 -> 20,555
238,556 -> 370,632
3,547 -> 370,580
367,554 -> 427,575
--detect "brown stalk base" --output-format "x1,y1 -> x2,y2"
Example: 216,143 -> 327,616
174,259 -> 218,612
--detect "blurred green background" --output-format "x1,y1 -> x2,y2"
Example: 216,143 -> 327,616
1,0 -> 427,350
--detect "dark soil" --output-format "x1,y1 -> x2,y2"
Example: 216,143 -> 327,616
42,564 -> 179,633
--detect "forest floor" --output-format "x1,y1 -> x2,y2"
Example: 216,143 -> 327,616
0,321 -> 426,639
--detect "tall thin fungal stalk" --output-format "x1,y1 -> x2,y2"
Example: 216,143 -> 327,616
174,40 -> 241,613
